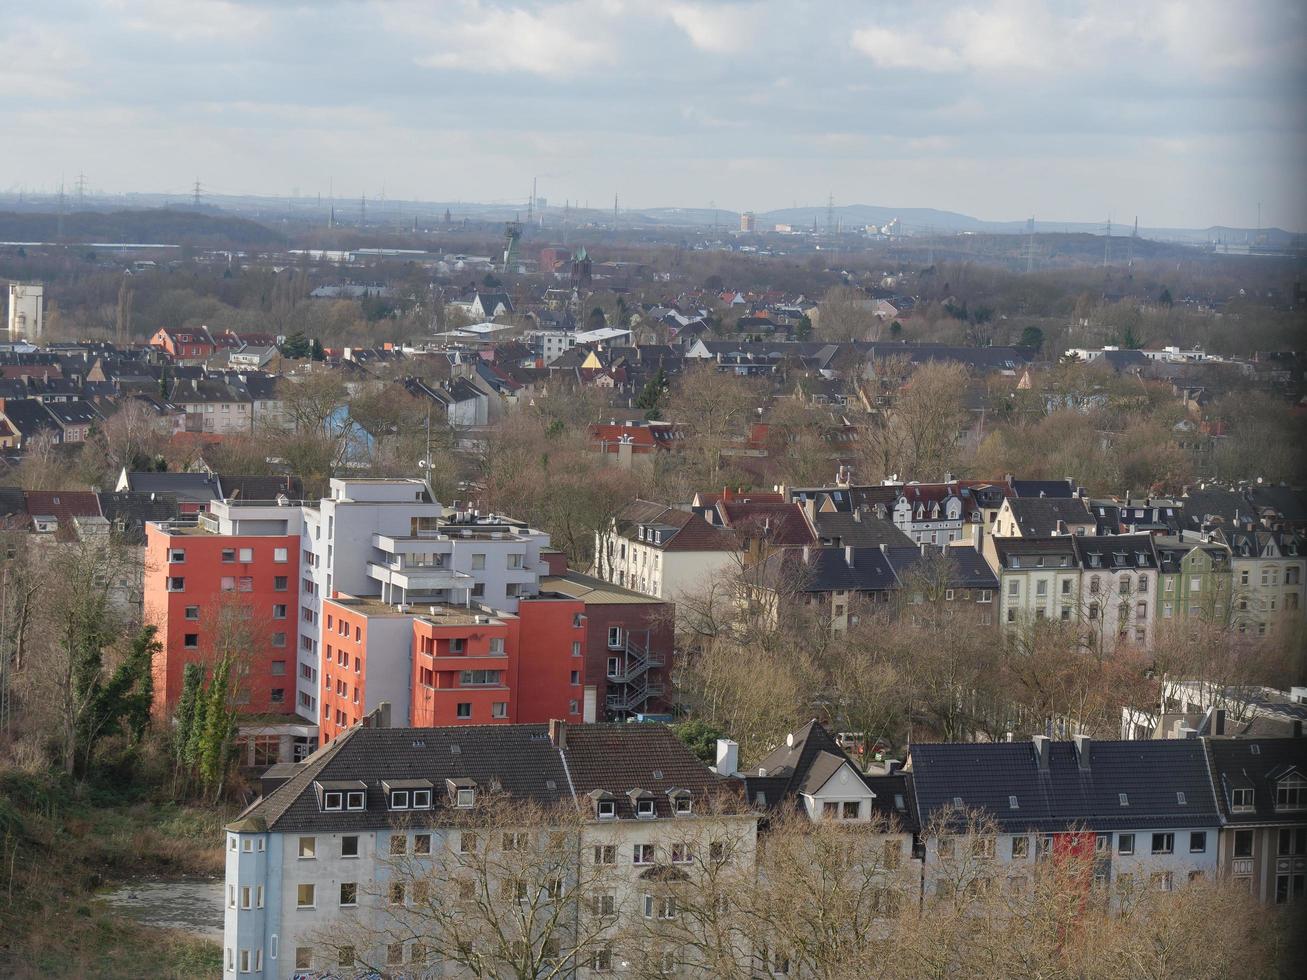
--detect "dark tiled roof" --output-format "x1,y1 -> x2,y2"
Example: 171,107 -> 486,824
1247,485 -> 1307,524
909,738 -> 1220,832
122,471 -> 221,504
992,536 -> 1079,570
808,510 -> 913,550
1072,534 -> 1159,571
883,545 -> 998,590
716,501 -> 815,547
97,491 -> 180,542
1010,478 -> 1075,499
1004,497 -> 1093,536
216,474 -> 304,501
614,500 -> 736,552
237,722 -> 730,834
24,491 -> 101,520
0,399 -> 56,437
1205,737 -> 1307,825
1181,488 -> 1248,530
761,546 -> 899,593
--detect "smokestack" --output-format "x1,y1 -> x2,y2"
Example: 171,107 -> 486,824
548,718 -> 568,749
715,738 -> 739,777
1033,735 -> 1050,771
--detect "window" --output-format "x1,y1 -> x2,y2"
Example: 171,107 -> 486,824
1276,774 -> 1305,810
1234,829 -> 1254,858
390,835 -> 408,856
489,637 -> 505,655
221,576 -> 235,591
592,946 -> 614,972
296,883 -> 315,909
184,633 -> 199,648
1138,574 -> 1149,592
222,549 -> 236,563
389,882 -> 406,906
391,791 -> 410,810
323,791 -> 342,811
594,844 -> 616,865
1151,832 -> 1174,855
597,799 -> 616,820
239,548 -> 253,563
503,832 -> 528,851
274,547 -> 288,562
671,843 -> 693,864
273,604 -> 287,619
710,841 -> 728,864
842,801 -> 860,819
674,795 -> 692,815
270,688 -> 285,703
168,548 -> 186,563
1118,834 -> 1135,855
459,832 -> 478,853
167,576 -> 185,592
298,837 -> 316,859
295,948 -> 312,970
634,843 -> 655,865
472,553 -> 486,570
570,670 -> 580,685
346,791 -> 365,810
387,944 -> 404,966
412,789 -> 432,809
271,632 -> 286,647
1008,580 -> 1019,597
491,701 -> 508,719
592,893 -> 616,917
1189,832 -> 1206,853
456,788 -> 475,808
636,798 -> 655,818
274,576 -> 288,591
644,894 -> 676,920
238,576 -> 253,592
341,835 -> 359,858
338,947 -> 355,968
1011,836 -> 1029,859
456,702 -> 472,719
978,589 -> 992,603
339,882 -> 357,907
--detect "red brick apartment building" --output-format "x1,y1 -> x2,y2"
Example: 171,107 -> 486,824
144,521 -> 300,719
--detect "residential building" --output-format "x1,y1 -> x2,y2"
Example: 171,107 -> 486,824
222,716 -> 756,979
1212,528 -> 1304,636
7,282 -> 43,340
986,537 -> 1080,633
908,736 -> 1221,909
1205,736 -> 1307,904
595,499 -> 738,603
991,495 -> 1094,538
539,568 -> 675,719
1154,533 -> 1235,628
1072,534 -> 1159,650
150,325 -> 217,360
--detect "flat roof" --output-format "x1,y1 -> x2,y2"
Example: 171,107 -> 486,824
324,594 -> 416,618
541,571 -> 664,605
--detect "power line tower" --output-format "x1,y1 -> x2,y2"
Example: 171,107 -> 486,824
1023,216 -> 1036,273
826,192 -> 835,235
75,171 -> 88,208
613,192 -> 619,228
56,177 -> 66,239
361,191 -> 367,225
527,176 -> 536,225
1128,216 -> 1138,267
1102,216 -> 1112,269
192,178 -> 202,209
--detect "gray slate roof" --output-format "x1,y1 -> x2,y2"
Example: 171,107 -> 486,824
909,738 -> 1220,833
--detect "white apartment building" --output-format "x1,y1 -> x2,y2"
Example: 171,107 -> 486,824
987,537 -> 1081,633
595,500 -> 738,605
7,282 -> 43,340
223,717 -> 757,978
1073,533 -> 1159,650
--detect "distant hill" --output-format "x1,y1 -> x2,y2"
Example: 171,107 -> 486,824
0,208 -> 284,247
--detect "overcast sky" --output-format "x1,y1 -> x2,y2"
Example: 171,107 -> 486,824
3,0 -> 1305,229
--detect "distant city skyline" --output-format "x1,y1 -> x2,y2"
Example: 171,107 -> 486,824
3,1 -> 1304,231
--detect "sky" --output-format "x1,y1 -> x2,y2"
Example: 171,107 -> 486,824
2,0 -> 1305,230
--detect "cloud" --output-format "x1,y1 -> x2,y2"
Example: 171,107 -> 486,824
389,1 -> 620,77
850,26 -> 961,71
109,0 -> 270,41
666,2 -> 751,54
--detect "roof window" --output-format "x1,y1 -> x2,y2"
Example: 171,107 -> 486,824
1119,793 -> 1129,806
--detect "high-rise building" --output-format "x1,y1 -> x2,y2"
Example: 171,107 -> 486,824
739,211 -> 756,233
7,282 -> 43,340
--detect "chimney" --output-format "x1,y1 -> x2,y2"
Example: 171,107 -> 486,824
1179,725 -> 1197,739
1215,709 -> 1226,736
582,686 -> 597,724
920,541 -> 929,557
1073,734 -> 1091,770
972,523 -> 983,549
548,718 -> 568,749
852,507 -> 861,523
1294,720 -> 1303,738
845,545 -> 854,567
885,760 -> 903,775
1033,735 -> 1050,771
376,700 -> 392,729
715,738 -> 739,777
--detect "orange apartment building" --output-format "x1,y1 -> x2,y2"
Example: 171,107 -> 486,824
318,593 -> 589,743
143,521 -> 314,762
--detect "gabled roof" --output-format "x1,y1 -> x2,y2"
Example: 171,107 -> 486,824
745,720 -> 917,829
1010,478 -> 1075,499
807,509 -> 913,550
613,500 -> 736,552
760,546 -> 899,593
1002,497 -> 1093,536
24,490 -> 101,521
1206,737 -> 1307,825
909,738 -> 1220,832
96,491 -> 180,543
992,536 -> 1079,569
216,474 -> 304,502
883,545 -> 998,590
0,399 -> 56,437
714,500 -> 815,547
1072,533 -> 1159,571
233,721 -> 733,834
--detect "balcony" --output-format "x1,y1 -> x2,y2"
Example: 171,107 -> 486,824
367,561 -> 472,593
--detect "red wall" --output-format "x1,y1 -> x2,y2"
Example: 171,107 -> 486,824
574,598 -> 674,717
320,602 -> 367,742
144,524 -> 299,720
514,598 -> 587,724
410,616 -> 518,728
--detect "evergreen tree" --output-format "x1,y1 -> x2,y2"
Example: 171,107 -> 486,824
310,337 -> 325,361
636,367 -> 668,420
173,662 -> 203,788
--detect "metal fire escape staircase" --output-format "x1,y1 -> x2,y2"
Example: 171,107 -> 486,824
604,629 -> 664,717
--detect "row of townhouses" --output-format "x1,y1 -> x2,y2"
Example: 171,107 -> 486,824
222,716 -> 1306,977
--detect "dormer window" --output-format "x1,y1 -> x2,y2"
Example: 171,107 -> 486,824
1231,787 -> 1254,812
390,791 -> 409,810
457,788 -> 475,808
324,792 -> 343,811
597,800 -> 616,820
412,789 -> 432,809
637,799 -> 655,818
346,791 -> 365,811
1276,774 -> 1305,811
667,789 -> 692,816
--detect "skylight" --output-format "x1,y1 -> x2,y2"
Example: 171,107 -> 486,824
1008,795 -> 1019,809
1119,793 -> 1129,806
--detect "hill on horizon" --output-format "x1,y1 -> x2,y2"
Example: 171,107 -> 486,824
0,208 -> 284,248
